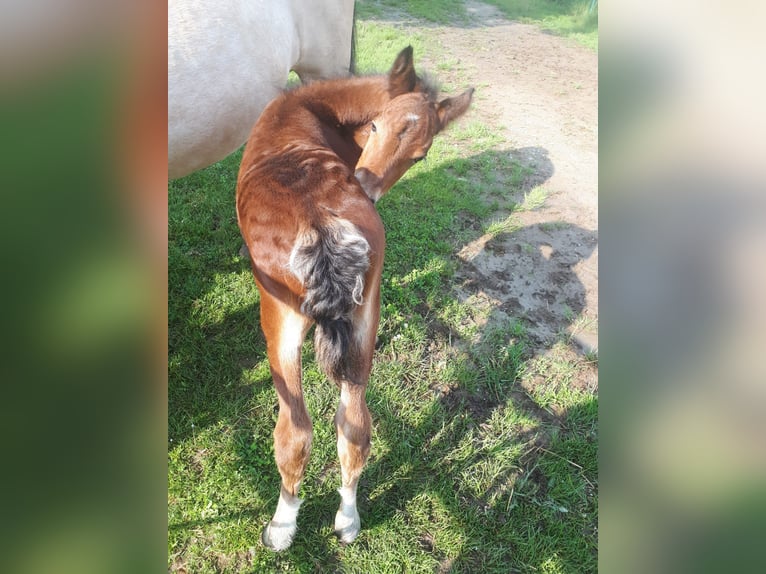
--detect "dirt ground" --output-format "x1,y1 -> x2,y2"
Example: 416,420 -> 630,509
415,2 -> 598,369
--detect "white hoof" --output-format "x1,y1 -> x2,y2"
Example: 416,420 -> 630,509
334,506 -> 361,544
261,520 -> 296,551
262,490 -> 302,551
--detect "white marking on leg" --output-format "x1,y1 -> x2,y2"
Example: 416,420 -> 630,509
277,309 -> 307,366
338,384 -> 355,440
335,386 -> 362,543
263,489 -> 303,551
339,384 -> 351,409
334,484 -> 360,543
264,308 -> 308,551
353,296 -> 376,350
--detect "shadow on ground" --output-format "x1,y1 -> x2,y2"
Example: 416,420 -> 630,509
168,145 -> 597,572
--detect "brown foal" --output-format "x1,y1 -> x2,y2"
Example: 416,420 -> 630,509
236,47 -> 473,550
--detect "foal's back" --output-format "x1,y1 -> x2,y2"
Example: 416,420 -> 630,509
236,78 -> 388,291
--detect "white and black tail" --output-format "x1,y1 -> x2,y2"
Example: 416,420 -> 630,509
289,219 -> 370,381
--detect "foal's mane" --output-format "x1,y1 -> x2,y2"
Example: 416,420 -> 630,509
284,70 -> 440,119
413,71 -> 440,101
246,71 -> 437,170
240,60 -> 441,190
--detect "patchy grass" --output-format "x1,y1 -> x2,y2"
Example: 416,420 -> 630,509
358,0 -> 598,51
169,4 -> 597,573
357,0 -> 471,24
482,0 -> 598,51
354,20 -> 429,72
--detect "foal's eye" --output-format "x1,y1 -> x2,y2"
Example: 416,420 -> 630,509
370,122 -> 377,133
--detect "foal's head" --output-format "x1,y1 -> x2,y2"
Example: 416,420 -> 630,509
354,88 -> 474,203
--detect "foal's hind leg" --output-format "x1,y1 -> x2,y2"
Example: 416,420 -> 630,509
334,381 -> 372,543
257,289 -> 312,551
333,289 -> 379,543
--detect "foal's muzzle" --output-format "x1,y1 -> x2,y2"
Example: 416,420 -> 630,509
354,168 -> 381,204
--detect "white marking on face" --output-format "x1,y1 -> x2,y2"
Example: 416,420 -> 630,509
406,113 -> 420,122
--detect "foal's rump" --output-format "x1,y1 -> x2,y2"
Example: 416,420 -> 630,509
289,217 -> 371,381
238,158 -> 380,382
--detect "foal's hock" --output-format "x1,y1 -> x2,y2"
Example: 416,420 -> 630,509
236,46 -> 473,550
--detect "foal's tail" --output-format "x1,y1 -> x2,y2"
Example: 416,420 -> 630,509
289,218 -> 370,381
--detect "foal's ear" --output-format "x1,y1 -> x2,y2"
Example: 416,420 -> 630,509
388,46 -> 417,96
436,87 -> 475,131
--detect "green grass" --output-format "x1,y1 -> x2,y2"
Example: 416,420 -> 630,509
169,5 -> 597,573
483,0 -> 599,50
357,0 -> 471,24
358,0 -> 598,51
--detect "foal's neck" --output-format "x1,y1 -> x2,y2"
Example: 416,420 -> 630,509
299,76 -> 392,128
293,76 -> 392,165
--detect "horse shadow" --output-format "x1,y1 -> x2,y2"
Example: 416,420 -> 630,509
339,148 -> 596,568
168,146 -> 597,570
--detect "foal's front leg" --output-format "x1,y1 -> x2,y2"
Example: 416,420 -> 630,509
258,293 -> 312,551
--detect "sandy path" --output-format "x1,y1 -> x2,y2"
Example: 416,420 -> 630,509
421,2 -> 598,356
